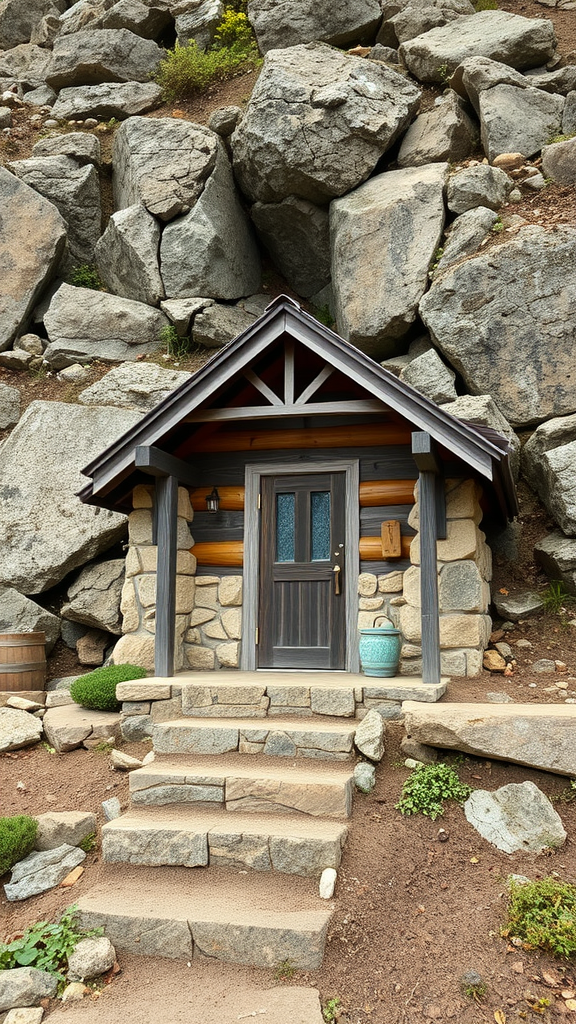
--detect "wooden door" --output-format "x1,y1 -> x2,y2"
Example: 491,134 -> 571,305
258,472 -> 346,669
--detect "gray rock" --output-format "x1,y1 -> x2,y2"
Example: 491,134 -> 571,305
434,206 -> 498,274
102,796 -> 122,820
400,735 -> 438,763
35,811 -> 96,850
0,105 -> 12,128
160,296 -> 214,336
479,85 -> 564,162
251,197 -> 330,298
30,11 -> 61,46
492,590 -> 544,621
9,155 -> 101,273
486,691 -> 513,703
526,66 -> 576,96
113,116 -> 219,222
398,91 -> 479,167
354,709 -> 386,761
0,708 -> 43,752
5,844 -> 86,901
99,0 -> 172,38
45,29 -> 163,89
400,348 -> 457,403
246,0 -> 381,53
191,303 -> 256,348
0,0 -> 65,50
43,284 -> 169,368
60,620 -> 88,650
33,132 -> 101,166
440,393 -> 520,479
160,144 -> 261,301
3,1005 -> 46,1023
447,163 -> 510,213
58,0 -> 114,36
52,81 -> 163,120
464,781 -> 567,853
439,560 -> 486,613
331,163 -> 446,358
0,43 -> 52,91
77,627 -> 113,666
0,167 -> 67,353
534,441 -> 576,535
0,400 -> 139,593
95,204 -> 164,306
450,55 -> 530,114
353,761 -> 376,793
542,136 -> 576,185
67,936 -> 116,980
419,225 -> 576,427
43,704 -> 120,750
231,41 -> 421,205
22,85 -> 58,107
532,659 -> 556,674
535,531 -> 576,595
61,558 -> 125,634
120,713 -> 153,740
78,362 -> 192,411
208,104 -> 242,137
522,413 -> 576,492
564,91 -> 576,135
175,0 -> 224,49
0,381 -> 20,429
0,969 -> 57,1012
0,588 -> 60,653
384,0 -> 474,48
110,747 -> 143,769
398,11 -> 557,84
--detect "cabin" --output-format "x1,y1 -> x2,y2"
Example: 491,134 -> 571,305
79,295 -> 517,684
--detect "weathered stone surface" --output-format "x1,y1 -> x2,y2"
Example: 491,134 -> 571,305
3,1008 -> 45,1024
0,969 -> 57,1012
402,701 -> 576,776
354,709 -> 386,761
447,164 -> 510,214
191,915 -> 329,969
451,55 -> 532,114
331,163 -> 446,357
420,226 -> 576,427
483,648 -> 506,672
310,688 -> 355,717
174,0 -> 224,49
99,0 -> 172,37
43,704 -> 120,752
102,797 -> 122,821
535,531 -> 576,595
79,362 -> 191,413
52,81 -> 163,120
35,811 -> 96,851
398,12 -> 557,84
61,559 -> 125,635
113,116 -> 219,222
95,204 -> 164,306
160,145 -> 261,301
531,441 -> 576,535
542,136 -> 576,185
247,0 -> 381,53
77,627 -> 111,666
400,348 -> 457,403
479,84 -> 564,161
353,761 -> 376,793
464,781 -> 567,854
438,560 -> 487,613
0,43 -> 52,90
0,167 -> 67,353
0,401 -> 138,593
104,820 -> 208,866
5,844 -> 86,901
0,0 -> 65,49
111,748 -> 144,770
0,382 -> 21,429
231,42 -> 420,205
192,303 -> 256,348
564,91 -> 576,135
160,297 -> 214,336
67,936 -> 116,981
382,0 -> 475,48
527,66 -> 576,97
46,29 -> 163,89
208,104 -> 242,137
532,658 -> 556,674
0,587 -> 60,653
44,284 -> 169,367
251,197 -> 330,298
398,91 -> 479,167
492,591 -> 544,621
435,206 -> 499,275
0,708 -> 43,752
33,132 -> 101,167
442,394 -> 520,479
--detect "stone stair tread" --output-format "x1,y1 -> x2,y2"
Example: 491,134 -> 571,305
151,716 -> 357,760
156,715 -> 357,733
77,864 -> 331,968
104,804 -> 348,837
131,755 -> 355,784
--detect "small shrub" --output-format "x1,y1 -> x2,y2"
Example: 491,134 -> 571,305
491,217 -> 504,234
0,904 -> 102,983
160,323 -> 192,359
70,664 -> 147,712
213,8 -> 253,49
503,877 -> 576,958
69,264 -> 104,290
474,0 -> 498,9
395,762 -> 472,821
0,815 -> 38,876
541,580 -> 574,614
79,831 -> 97,853
154,33 -> 260,102
323,997 -> 341,1022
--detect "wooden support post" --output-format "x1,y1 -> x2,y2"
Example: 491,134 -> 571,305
412,432 -> 441,686
154,474 -> 178,678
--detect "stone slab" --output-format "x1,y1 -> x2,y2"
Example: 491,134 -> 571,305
43,705 -> 121,752
5,844 -> 86,901
464,780 -> 567,853
116,682 -> 171,701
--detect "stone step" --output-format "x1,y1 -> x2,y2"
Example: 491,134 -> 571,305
77,864 -> 331,969
128,756 -> 354,819
102,805 -> 347,876
152,715 -> 357,760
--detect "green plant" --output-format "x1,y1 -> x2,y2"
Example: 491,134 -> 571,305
541,580 -> 575,614
491,216 -> 504,234
68,264 -> 104,290
323,997 -> 341,1022
42,741 -> 56,754
0,905 -> 102,984
436,63 -> 451,83
154,19 -> 260,103
213,8 -> 253,48
547,132 -> 576,146
395,762 -> 472,821
474,0 -> 498,10
312,304 -> 335,329
160,323 -> 193,359
0,816 -> 38,877
503,877 -> 576,958
79,832 -> 97,853
70,664 -> 147,712
274,959 -> 295,981
463,980 -> 487,1000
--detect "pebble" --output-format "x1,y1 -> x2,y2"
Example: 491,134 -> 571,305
101,796 -> 121,821
61,983 -> 89,1002
43,119 -> 58,128
508,188 -> 522,202
84,118 -> 98,128
516,639 -> 532,648
528,682 -> 537,688
319,867 -> 337,899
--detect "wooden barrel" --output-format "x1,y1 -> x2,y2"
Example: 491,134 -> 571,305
0,632 -> 46,692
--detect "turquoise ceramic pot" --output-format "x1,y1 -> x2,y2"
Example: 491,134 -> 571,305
359,627 -> 402,678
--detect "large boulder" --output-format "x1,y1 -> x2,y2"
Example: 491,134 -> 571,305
0,167 -> 67,353
192,302 -> 257,348
45,29 -> 163,89
174,0 -> 224,49
0,708 -> 43,753
434,206 -> 499,275
419,225 -> 576,427
95,204 -> 164,306
52,81 -> 163,120
331,162 -> 447,358
441,393 -> 520,479
43,284 -> 170,367
479,85 -> 564,162
397,91 -> 479,167
381,0 -> 475,48
399,11 -> 557,84
231,42 -> 421,205
8,155 -> 101,273
246,0 -> 381,53
0,400 -> 140,594
446,164 -> 510,214
535,531 -> 576,595
542,136 -> 576,186
160,144 -> 261,301
0,0 -> 65,49
450,55 -> 530,114
0,43 -> 52,90
99,0 -> 172,38
78,362 -> 192,412
61,558 -> 125,634
0,588 -> 60,652
464,781 -> 567,854
251,197 -> 330,298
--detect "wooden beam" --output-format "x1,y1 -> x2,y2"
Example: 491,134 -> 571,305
295,365 -> 334,405
191,540 -> 244,566
359,480 -> 416,507
411,431 -> 441,474
185,399 -> 384,422
243,368 -> 283,406
189,422 -> 412,453
135,446 -> 196,486
155,474 -> 178,678
189,485 -> 245,511
359,536 -> 412,560
412,432 -> 441,686
284,338 -> 295,405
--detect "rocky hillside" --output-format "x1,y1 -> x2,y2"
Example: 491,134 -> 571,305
0,0 -> 575,670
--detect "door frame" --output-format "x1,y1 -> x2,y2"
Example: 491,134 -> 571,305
242,459 -> 360,672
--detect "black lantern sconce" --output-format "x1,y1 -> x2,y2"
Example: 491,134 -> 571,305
205,487 -> 220,513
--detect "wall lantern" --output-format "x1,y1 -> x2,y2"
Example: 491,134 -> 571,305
205,487 -> 220,513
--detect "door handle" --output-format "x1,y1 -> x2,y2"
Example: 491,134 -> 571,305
333,564 -> 341,595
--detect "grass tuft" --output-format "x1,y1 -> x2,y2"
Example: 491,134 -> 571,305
503,877 -> 576,958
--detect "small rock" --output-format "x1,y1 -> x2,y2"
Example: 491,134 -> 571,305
493,152 -> 526,171
464,780 -> 567,854
319,867 -> 337,899
353,761 -> 376,793
493,591 -> 544,621
4,845 -> 86,901
34,811 -> 96,851
556,660 -> 568,672
400,736 -> 438,764
0,968 -> 57,1013
354,709 -> 386,762
6,696 -> 43,712
483,649 -> 506,672
0,708 -> 43,753
486,691 -> 514,703
61,865 -> 84,887
495,642 -> 512,659
4,1008 -> 45,1024
516,638 -> 532,648
110,748 -> 143,770
461,969 -> 484,990
57,363 -> 91,382
102,797 -> 121,821
532,659 -> 556,674
67,936 -> 115,981
508,188 -> 522,202
61,983 -> 89,1003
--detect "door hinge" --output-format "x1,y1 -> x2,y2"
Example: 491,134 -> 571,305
257,493 -> 261,510
255,627 -> 259,645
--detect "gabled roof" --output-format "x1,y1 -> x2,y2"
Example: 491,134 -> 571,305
79,295 -> 518,519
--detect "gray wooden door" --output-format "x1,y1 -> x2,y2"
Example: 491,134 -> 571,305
258,472 -> 346,669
